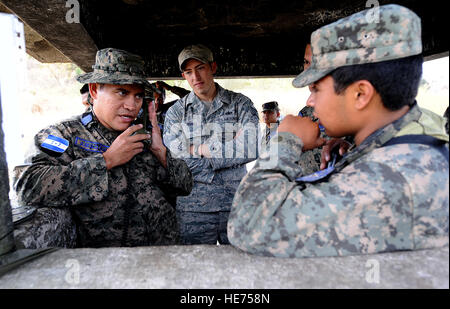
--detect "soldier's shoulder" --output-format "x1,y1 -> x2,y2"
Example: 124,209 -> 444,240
166,97 -> 186,117
358,142 -> 447,177
221,87 -> 251,104
35,114 -> 84,141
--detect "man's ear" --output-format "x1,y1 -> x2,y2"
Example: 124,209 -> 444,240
89,83 -> 99,101
210,62 -> 217,75
352,80 -> 375,110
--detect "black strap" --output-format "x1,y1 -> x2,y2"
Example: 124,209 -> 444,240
383,135 -> 449,163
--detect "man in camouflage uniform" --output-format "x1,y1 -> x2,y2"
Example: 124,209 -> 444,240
298,43 -> 343,175
163,44 -> 260,245
153,81 -> 190,132
261,101 -> 280,148
228,5 -> 449,258
14,48 -> 193,248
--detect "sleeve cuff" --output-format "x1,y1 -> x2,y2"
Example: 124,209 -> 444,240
258,132 -> 305,181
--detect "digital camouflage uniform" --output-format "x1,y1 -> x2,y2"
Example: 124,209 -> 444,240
260,101 -> 280,151
164,83 -> 260,244
14,48 -> 193,248
228,5 -> 449,258
154,83 -> 191,132
261,122 -> 279,149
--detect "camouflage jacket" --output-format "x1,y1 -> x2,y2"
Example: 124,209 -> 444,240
163,83 -> 259,212
14,109 -> 193,247
228,104 -> 449,258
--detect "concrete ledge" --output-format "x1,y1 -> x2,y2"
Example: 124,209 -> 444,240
0,245 -> 448,289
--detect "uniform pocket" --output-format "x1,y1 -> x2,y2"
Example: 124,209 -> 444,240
74,200 -> 116,222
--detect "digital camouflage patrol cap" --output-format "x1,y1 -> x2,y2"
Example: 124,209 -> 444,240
178,44 -> 214,71
76,48 -> 151,87
293,4 -> 422,88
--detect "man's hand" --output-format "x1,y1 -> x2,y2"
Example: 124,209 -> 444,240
148,100 -> 168,168
278,115 -> 326,151
320,138 -> 351,170
103,124 -> 149,170
156,81 -> 171,91
189,144 -> 211,158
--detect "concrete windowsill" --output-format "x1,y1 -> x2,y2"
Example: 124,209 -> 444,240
0,245 -> 448,289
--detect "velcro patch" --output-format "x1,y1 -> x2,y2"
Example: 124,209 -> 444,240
41,135 -> 69,153
75,137 -> 109,153
295,165 -> 335,183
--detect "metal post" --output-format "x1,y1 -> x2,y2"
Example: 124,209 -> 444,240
0,13 -> 58,275
0,12 -> 25,256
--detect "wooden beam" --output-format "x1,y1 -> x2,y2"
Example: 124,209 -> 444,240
0,0 -> 97,72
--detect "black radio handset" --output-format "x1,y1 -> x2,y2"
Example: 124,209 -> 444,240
132,93 -> 152,147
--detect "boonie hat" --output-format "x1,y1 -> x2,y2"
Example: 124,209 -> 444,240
293,4 -> 422,88
262,101 -> 279,111
178,44 -> 214,71
76,48 -> 151,87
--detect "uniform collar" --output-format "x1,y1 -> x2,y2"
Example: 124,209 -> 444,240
185,83 -> 231,109
82,108 -> 121,143
335,102 -> 422,171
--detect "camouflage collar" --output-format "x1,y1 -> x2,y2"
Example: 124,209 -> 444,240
335,103 -> 422,171
81,109 -> 120,144
185,83 -> 230,109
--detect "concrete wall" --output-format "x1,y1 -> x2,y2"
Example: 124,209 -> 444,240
0,245 -> 448,288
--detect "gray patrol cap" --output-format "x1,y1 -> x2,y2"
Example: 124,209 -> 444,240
178,44 -> 214,71
293,4 -> 422,88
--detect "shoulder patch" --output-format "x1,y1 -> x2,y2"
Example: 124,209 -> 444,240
41,135 -> 69,153
81,113 -> 93,126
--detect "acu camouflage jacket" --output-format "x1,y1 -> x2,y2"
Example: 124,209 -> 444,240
228,104 -> 449,258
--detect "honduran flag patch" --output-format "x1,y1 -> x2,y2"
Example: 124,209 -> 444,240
41,135 -> 69,153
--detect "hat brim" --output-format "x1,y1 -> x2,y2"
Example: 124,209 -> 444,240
292,67 -> 335,88
179,57 -> 210,71
76,71 -> 151,87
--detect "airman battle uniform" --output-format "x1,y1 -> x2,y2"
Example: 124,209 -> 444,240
164,84 -> 259,244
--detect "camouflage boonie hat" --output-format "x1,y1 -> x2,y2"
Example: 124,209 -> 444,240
293,4 -> 422,88
178,44 -> 214,71
76,48 -> 151,87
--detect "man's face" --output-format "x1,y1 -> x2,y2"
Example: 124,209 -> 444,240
306,76 -> 351,137
182,59 -> 217,98
91,83 -> 144,132
303,44 -> 312,71
262,110 -> 279,125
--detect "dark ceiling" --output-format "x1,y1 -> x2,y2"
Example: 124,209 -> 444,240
1,0 -> 449,78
